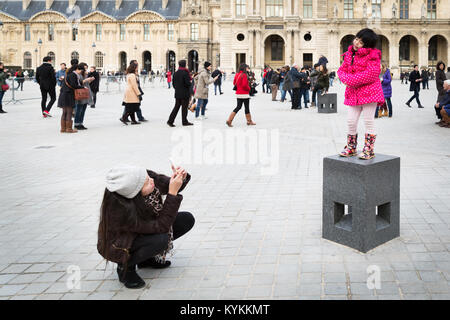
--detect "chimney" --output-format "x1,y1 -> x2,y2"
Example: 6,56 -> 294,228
22,0 -> 32,10
162,0 -> 168,9
115,0 -> 122,10
139,0 -> 145,10
92,0 -> 99,10
46,0 -> 54,10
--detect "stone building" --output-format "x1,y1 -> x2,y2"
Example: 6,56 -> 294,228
0,0 -> 449,77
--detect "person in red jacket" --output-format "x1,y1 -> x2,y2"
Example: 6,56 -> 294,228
166,70 -> 172,89
226,63 -> 256,126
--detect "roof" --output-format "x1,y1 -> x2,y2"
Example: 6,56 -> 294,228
0,0 -> 181,21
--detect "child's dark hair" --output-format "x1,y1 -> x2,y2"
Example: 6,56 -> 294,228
355,28 -> 378,49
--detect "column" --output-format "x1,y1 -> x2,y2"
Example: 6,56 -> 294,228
248,29 -> 254,67
294,0 -> 299,16
248,0 -> 254,15
293,30 -> 300,64
255,0 -> 261,15
286,30 -> 292,65
286,0 -> 292,16
255,30 -> 262,69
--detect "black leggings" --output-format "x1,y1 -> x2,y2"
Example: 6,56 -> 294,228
233,98 -> 250,114
61,107 -> 73,121
127,211 -> 195,266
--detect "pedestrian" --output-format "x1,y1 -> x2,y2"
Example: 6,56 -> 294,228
97,164 -> 194,289
338,28 -> 385,160
280,66 -> 292,102
315,64 -> 330,97
309,64 -> 320,107
298,67 -> 310,109
193,61 -> 219,120
57,63 -> 86,133
406,65 -> 424,108
15,68 -> 25,91
88,66 -> 100,108
55,63 -> 67,94
0,62 -> 11,114
211,67 -> 223,95
421,68 -> 429,90
226,63 -> 256,127
166,70 -> 172,89
36,56 -> 57,118
435,61 -> 447,125
74,63 -> 95,130
265,67 -> 273,94
329,71 -> 336,87
270,69 -> 281,101
167,60 -> 193,127
400,72 -> 405,84
289,64 -> 302,110
262,66 -> 268,93
446,67 -> 450,80
120,63 -> 142,125
121,61 -> 148,123
377,62 -> 393,118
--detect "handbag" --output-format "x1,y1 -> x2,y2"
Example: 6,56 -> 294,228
65,76 -> 89,101
233,73 -> 243,91
1,84 -> 9,91
292,81 -> 300,88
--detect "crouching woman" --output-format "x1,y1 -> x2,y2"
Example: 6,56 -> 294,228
97,165 -> 195,289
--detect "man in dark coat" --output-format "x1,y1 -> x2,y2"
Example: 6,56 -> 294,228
406,65 -> 424,108
88,66 -> 100,108
36,56 -> 57,117
211,68 -> 223,95
421,68 -> 429,90
289,65 -> 302,110
167,60 -> 193,127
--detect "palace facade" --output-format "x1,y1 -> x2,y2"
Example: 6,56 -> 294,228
0,0 -> 449,77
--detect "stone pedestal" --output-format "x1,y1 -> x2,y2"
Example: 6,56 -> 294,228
317,93 -> 337,113
322,154 -> 400,253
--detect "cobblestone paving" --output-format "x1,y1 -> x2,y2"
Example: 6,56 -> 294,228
0,78 -> 449,300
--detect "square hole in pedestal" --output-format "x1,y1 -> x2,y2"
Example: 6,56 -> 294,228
376,202 -> 391,231
334,202 -> 352,231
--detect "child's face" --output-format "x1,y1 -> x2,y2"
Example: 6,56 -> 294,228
141,175 -> 155,196
353,37 -> 364,50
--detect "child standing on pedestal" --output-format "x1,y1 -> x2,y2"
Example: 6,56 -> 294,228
338,28 -> 385,160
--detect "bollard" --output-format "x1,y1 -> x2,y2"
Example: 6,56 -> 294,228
317,93 -> 337,113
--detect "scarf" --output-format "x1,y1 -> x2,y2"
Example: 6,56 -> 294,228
178,67 -> 192,80
143,187 -> 174,263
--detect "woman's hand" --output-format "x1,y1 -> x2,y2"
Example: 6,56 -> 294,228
171,164 -> 187,180
168,172 -> 184,196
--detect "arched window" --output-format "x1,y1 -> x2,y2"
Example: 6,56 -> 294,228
71,51 -> 79,61
23,52 -> 32,68
47,52 -> 55,66
95,51 -> 104,68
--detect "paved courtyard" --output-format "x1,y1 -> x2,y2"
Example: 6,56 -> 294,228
0,77 -> 449,300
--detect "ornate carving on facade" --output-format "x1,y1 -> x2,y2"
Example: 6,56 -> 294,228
125,11 -> 165,22
80,11 -> 116,23
29,11 -> 67,23
0,12 -> 21,23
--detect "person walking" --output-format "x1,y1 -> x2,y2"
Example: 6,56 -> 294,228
265,68 -> 273,94
212,67 -> 223,95
57,63 -> 86,133
15,68 -> 25,91
193,61 -> 218,120
166,70 -> 172,89
0,62 -> 11,114
299,67 -> 310,109
435,61 -> 447,125
74,63 -> 95,130
97,164 -> 194,289
338,28 -> 385,160
289,64 -> 302,110
280,66 -> 292,103
120,63 -> 142,125
377,62 -> 393,118
36,56 -> 57,118
270,69 -> 281,101
406,65 -> 424,108
421,68 -> 429,90
226,63 -> 256,127
88,66 -> 100,108
167,60 -> 193,127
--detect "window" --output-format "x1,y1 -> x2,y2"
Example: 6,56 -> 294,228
399,0 -> 409,19
24,24 -> 31,41
236,0 -> 246,17
271,38 -> 283,61
344,0 -> 353,19
23,52 -> 32,68
303,0 -> 313,18
399,36 -> 410,61
190,23 -> 199,41
371,0 -> 381,19
144,24 -> 150,41
72,27 -> 78,41
427,0 -> 436,19
48,24 -> 54,41
71,51 -> 79,61
168,24 -> 174,41
96,24 -> 102,41
120,24 -> 126,41
266,0 -> 283,17
95,52 -> 104,68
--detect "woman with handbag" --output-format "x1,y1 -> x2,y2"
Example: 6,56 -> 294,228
74,63 -> 95,130
0,62 -> 11,114
57,64 -> 87,133
226,63 -> 255,127
120,63 -> 142,125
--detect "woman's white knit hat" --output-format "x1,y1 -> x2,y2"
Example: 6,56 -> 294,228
105,165 -> 148,199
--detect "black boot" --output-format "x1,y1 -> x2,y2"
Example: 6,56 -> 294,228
138,257 -> 171,269
0,105 -> 6,113
117,264 -> 145,289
